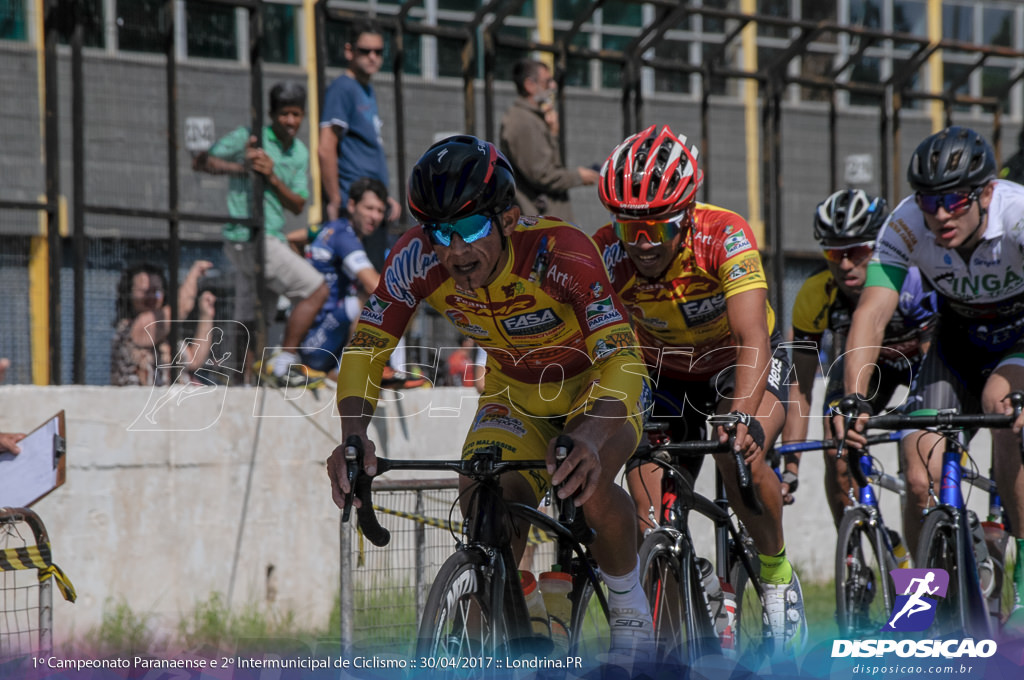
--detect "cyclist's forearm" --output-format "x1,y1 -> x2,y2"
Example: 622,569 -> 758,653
339,396 -> 374,430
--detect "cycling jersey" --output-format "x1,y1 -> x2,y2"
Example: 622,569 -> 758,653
337,216 -> 648,422
593,202 -> 775,379
869,180 -> 1024,325
792,265 -> 936,368
299,218 -> 374,371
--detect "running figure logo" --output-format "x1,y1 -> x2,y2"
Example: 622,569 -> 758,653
883,568 -> 949,632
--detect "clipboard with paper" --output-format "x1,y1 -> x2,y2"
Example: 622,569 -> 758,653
0,411 -> 66,507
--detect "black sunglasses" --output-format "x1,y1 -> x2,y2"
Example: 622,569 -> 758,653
354,46 -> 384,57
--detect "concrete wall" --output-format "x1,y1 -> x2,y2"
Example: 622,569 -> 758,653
0,383 -> 997,645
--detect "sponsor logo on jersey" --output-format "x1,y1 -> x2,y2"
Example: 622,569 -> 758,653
947,267 -> 1024,299
878,238 -> 909,261
385,238 -> 438,307
585,296 -> 624,330
501,281 -> 526,298
723,232 -> 752,255
627,304 -> 669,330
602,239 -> 630,275
445,293 -> 537,317
349,329 -> 389,349
725,253 -> 763,282
678,293 -> 726,326
590,281 -> 604,298
546,262 -> 572,288
500,308 -> 563,336
309,244 -> 333,262
890,218 -> 918,252
359,295 -> 391,325
444,309 -> 490,338
472,403 -> 527,436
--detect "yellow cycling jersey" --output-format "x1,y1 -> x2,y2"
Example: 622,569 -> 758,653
337,216 -> 648,419
593,202 -> 775,379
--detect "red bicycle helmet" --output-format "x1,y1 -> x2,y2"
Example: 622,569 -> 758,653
598,124 -> 703,220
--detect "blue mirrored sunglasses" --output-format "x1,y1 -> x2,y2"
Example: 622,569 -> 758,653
915,188 -> 980,216
424,213 -> 494,247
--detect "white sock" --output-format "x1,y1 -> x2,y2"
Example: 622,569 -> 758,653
602,562 -> 649,614
273,351 -> 298,377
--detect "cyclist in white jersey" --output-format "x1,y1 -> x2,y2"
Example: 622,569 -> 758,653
836,127 -> 1024,625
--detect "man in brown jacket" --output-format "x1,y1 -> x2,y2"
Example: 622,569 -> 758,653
499,59 -> 599,222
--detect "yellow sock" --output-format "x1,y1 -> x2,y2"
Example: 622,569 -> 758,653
759,546 -> 793,585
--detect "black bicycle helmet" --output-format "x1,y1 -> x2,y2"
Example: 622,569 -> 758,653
813,189 -> 888,243
907,126 -> 996,193
407,135 -> 516,224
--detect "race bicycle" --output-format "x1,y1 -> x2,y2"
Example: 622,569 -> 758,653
777,431 -> 904,636
835,392 -> 1024,638
342,434 -> 610,670
629,414 -> 770,665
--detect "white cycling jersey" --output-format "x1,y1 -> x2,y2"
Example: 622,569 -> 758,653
867,179 -> 1024,318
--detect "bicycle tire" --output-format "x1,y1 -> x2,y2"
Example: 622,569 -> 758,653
567,574 -> 607,659
638,530 -> 718,664
835,507 -> 897,636
916,507 -> 966,636
729,528 -> 767,660
416,549 -> 510,662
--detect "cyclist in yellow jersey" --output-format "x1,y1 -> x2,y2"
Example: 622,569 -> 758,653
593,125 -> 806,655
326,135 -> 657,660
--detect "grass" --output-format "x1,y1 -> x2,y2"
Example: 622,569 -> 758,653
67,579 -> 844,657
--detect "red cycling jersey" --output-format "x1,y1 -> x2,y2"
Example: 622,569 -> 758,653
593,202 -> 775,379
337,216 -> 646,414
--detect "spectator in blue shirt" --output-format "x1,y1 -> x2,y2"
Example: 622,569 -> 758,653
318,20 -> 401,223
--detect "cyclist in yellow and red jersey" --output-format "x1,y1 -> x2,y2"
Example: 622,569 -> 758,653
326,135 -> 657,660
592,125 -> 806,655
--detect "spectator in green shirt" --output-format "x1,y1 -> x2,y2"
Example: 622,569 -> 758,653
193,82 -> 329,387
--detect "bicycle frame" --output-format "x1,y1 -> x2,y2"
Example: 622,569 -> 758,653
842,394 -> 1024,638
344,441 -> 611,659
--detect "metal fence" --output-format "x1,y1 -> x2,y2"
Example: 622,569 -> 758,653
5,1 -> 1024,385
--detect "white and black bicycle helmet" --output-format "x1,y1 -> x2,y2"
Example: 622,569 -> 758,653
907,126 -> 996,193
813,189 -> 888,243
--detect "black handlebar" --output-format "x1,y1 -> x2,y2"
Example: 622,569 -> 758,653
634,413 -> 763,515
343,435 -> 391,547
339,434 -> 596,548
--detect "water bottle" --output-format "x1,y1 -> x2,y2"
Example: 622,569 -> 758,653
718,581 -> 737,653
539,569 -> 573,653
520,571 -> 551,637
697,558 -> 736,652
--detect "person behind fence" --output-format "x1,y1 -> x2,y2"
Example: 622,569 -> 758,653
192,82 -> 329,388
299,177 -> 388,376
110,260 -> 216,386
327,135 -> 658,662
499,59 -> 599,222
318,19 -> 401,223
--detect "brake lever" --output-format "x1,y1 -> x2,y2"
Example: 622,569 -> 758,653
553,434 -> 595,546
343,434 -> 361,523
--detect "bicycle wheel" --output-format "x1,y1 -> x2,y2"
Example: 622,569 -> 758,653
835,508 -> 897,636
416,549 -> 510,662
729,528 -> 767,660
916,507 -> 964,636
638,530 -> 718,664
567,573 -> 608,659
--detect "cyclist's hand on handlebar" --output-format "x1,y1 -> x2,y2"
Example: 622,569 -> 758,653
830,394 -> 873,450
326,433 -> 377,510
547,434 -> 602,507
718,412 -> 766,465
